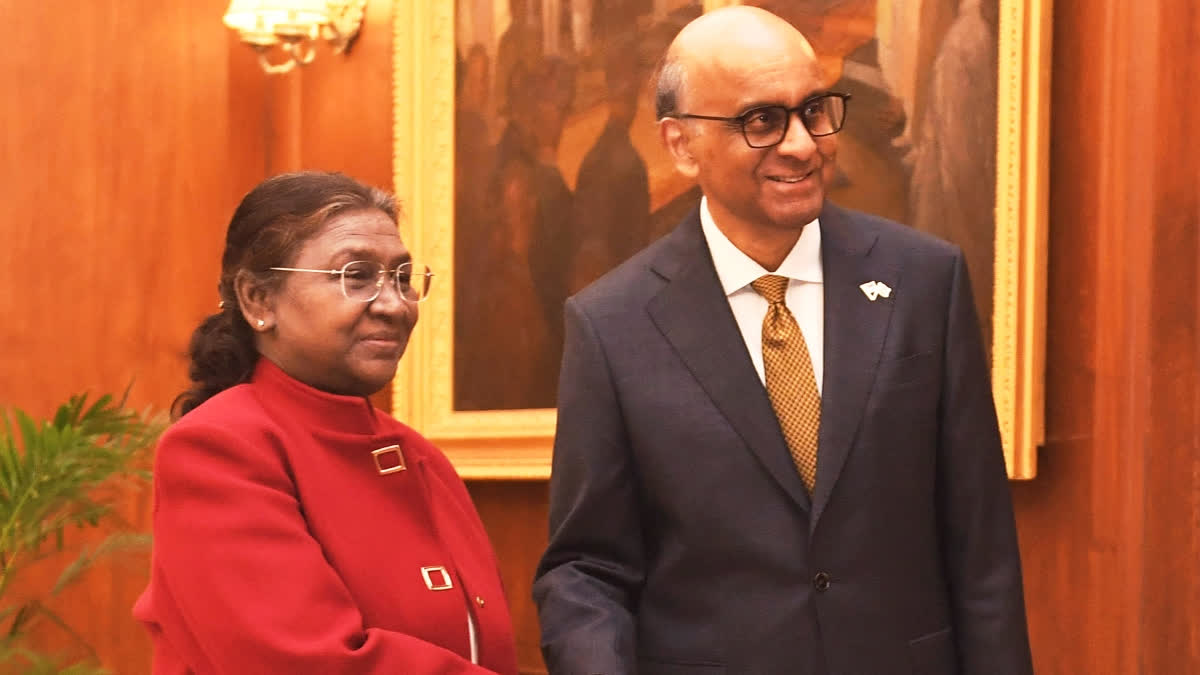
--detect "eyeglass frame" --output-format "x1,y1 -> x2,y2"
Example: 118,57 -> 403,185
268,260 -> 435,303
662,91 -> 851,149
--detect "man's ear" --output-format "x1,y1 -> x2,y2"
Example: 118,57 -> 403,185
658,118 -> 700,179
234,269 -> 275,332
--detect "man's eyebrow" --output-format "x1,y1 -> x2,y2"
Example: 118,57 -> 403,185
800,89 -> 834,103
733,98 -> 784,114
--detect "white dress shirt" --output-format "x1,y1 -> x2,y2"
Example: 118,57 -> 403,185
699,197 -> 824,394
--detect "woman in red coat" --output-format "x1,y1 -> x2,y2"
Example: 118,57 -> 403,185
133,171 -> 519,674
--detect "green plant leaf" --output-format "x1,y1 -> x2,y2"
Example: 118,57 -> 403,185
0,388 -> 162,670
0,644 -> 109,675
7,603 -> 34,637
51,533 -> 152,596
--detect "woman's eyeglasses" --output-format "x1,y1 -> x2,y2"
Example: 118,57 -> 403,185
269,261 -> 434,303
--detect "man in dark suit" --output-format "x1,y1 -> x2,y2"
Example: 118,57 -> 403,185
533,7 -> 1032,675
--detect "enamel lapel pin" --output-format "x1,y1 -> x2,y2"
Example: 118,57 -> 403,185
859,281 -> 892,302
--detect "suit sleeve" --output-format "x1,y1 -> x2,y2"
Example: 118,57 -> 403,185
150,421 -> 501,675
936,250 -> 1034,674
533,297 -> 644,675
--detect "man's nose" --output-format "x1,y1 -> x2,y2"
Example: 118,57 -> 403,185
775,112 -> 818,157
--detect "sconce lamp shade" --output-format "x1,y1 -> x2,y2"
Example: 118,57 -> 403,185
224,0 -> 332,44
223,0 -> 366,73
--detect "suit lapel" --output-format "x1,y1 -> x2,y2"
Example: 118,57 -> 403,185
646,212 -> 812,513
810,203 -> 899,531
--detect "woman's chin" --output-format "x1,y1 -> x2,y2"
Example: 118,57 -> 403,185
346,358 -> 403,397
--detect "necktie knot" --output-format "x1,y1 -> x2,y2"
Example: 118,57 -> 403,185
751,275 -> 790,304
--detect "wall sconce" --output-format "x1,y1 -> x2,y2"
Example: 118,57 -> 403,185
223,0 -> 367,74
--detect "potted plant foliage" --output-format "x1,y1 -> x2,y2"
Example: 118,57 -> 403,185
0,390 -> 163,674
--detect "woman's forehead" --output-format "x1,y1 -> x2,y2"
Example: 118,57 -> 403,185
299,210 -> 406,260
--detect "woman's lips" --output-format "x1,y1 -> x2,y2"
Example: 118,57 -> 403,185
359,333 -> 406,352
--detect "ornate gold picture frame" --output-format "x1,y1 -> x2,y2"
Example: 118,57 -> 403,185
393,0 -> 1050,479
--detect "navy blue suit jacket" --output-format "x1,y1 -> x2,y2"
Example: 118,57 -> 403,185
533,202 -> 1033,675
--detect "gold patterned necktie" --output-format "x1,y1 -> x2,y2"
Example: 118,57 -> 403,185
751,274 -> 821,493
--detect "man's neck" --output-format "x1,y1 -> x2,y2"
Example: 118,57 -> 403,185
708,205 -> 805,272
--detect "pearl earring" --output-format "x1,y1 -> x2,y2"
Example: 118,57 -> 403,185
257,319 -> 265,328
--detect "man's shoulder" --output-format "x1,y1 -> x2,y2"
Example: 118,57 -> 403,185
570,221 -> 687,313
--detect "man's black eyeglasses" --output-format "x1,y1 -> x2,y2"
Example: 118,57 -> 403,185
664,91 -> 851,149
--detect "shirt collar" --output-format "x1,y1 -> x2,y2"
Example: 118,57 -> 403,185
699,196 -> 823,297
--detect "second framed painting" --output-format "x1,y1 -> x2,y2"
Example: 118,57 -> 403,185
392,0 -> 1050,479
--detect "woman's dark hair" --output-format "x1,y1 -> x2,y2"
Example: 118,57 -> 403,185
173,171 -> 398,418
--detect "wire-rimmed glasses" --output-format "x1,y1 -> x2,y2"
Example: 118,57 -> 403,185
664,91 -> 851,149
269,260 -> 434,303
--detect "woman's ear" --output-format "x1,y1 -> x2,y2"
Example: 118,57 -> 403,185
234,269 -> 275,332
659,118 -> 700,179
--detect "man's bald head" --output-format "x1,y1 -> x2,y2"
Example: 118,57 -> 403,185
653,5 -> 840,265
655,7 -> 818,119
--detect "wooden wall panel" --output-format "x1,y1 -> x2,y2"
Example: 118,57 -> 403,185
1139,0 -> 1200,669
1011,0 -> 1200,674
0,2 -> 266,673
261,0 -> 394,187
468,482 -> 551,675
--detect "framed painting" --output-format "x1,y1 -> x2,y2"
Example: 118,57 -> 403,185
392,0 -> 1049,479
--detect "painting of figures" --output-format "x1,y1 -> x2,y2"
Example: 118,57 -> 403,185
396,0 -> 1046,477
453,0 -> 703,411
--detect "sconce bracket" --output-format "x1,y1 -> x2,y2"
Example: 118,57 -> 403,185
324,0 -> 367,54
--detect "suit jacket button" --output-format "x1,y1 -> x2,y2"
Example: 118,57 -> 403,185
813,572 -> 831,592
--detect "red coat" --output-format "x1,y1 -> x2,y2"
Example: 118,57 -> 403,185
134,359 -> 518,674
